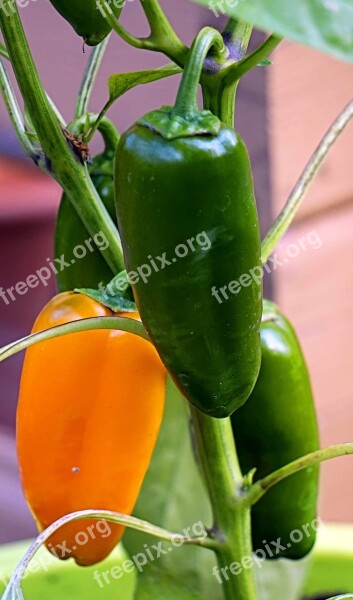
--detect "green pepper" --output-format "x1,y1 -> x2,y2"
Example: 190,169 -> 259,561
48,0 -> 124,46
115,29 -> 262,418
55,121 -> 119,292
232,300 -> 320,559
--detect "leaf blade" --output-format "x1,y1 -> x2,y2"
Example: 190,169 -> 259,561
192,0 -> 353,64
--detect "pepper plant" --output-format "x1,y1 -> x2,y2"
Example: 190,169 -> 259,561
1,1 -> 353,599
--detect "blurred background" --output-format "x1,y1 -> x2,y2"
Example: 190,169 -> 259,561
0,0 -> 352,544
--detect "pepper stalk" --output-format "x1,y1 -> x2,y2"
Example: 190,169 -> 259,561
0,1 -> 125,275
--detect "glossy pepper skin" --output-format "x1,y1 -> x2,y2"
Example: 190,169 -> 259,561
232,300 -> 319,560
48,0 -> 123,46
55,148 -> 117,292
17,293 -> 165,566
115,122 -> 262,418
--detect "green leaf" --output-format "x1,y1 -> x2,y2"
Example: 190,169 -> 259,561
108,64 -> 182,104
75,270 -> 137,313
124,377 -> 222,600
192,0 -> 353,64
257,555 -> 312,600
136,565 -> 203,600
76,287 -> 137,313
327,596 -> 353,599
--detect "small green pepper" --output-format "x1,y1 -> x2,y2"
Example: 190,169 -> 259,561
115,29 -> 262,418
232,300 -> 320,560
48,0 -> 124,46
55,121 -> 119,292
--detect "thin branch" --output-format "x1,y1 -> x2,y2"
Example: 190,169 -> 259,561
0,316 -> 149,363
248,443 -> 353,506
222,18 -> 253,61
75,36 -> 110,119
224,34 -> 281,85
0,42 -> 9,59
100,2 -> 155,50
0,0 -> 125,274
262,98 -> 353,262
2,509 -> 213,600
100,0 -> 188,67
0,59 -> 42,164
139,0 -> 188,65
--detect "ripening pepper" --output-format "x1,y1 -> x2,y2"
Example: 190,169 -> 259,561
55,123 -> 119,292
115,28 -> 262,418
48,0 -> 124,46
232,300 -> 320,560
17,292 -> 165,566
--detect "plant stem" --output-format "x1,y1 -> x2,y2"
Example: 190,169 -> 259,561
85,63 -> 181,143
248,443 -> 353,506
75,37 -> 110,119
262,98 -> 353,261
173,27 -> 225,117
223,34 -> 281,85
70,114 -> 120,152
202,78 -> 238,127
0,42 -> 9,59
139,0 -> 188,65
0,316 -> 149,363
0,59 -> 41,164
0,1 -> 124,274
101,0 -> 188,67
190,409 -> 258,600
223,18 -> 253,60
202,30 -> 278,128
3,509 -> 214,600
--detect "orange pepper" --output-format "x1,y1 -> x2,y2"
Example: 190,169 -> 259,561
16,292 -> 166,566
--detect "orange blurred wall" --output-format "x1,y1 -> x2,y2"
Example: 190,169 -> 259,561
269,41 -> 353,522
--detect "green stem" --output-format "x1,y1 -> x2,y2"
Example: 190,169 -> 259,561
0,42 -> 9,59
3,510 -> 213,600
139,0 -> 188,65
0,1 -> 124,275
70,114 -> 120,153
202,79 -> 238,127
222,18 -> 253,60
101,0 -> 188,67
75,37 -> 110,119
173,27 -> 226,117
201,24 -> 253,126
85,63 -> 181,143
190,409 -> 258,600
248,443 -> 353,507
0,316 -> 149,363
0,59 -> 41,165
223,34 -> 282,85
262,98 -> 353,262
202,29 -> 278,127
96,116 -> 120,151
